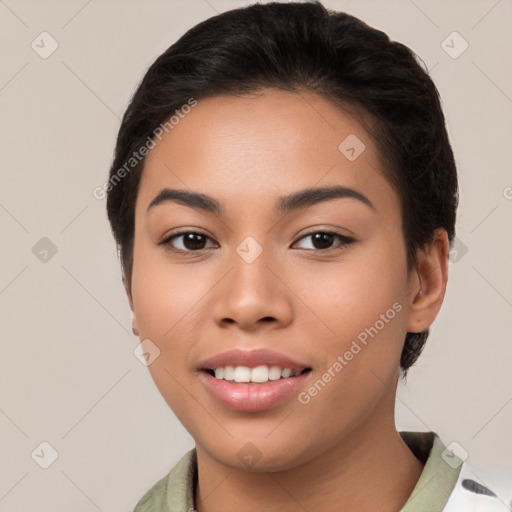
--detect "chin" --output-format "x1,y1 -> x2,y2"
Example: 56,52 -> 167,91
198,433 -> 317,473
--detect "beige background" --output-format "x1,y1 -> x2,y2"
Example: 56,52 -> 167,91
1,0 -> 511,510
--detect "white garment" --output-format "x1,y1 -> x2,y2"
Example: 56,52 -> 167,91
444,462 -> 512,511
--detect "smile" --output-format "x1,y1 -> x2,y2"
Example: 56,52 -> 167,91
207,365 -> 310,383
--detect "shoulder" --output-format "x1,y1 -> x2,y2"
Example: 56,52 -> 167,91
399,431 -> 511,512
133,448 -> 197,512
133,473 -> 169,512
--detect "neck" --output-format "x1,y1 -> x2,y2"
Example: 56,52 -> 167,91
194,413 -> 423,512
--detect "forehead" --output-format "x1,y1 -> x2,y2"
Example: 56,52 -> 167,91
136,90 -> 398,217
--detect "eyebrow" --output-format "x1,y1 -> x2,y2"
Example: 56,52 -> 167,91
147,185 -> 375,215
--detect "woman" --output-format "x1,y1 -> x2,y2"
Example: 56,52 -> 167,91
105,2 -> 506,510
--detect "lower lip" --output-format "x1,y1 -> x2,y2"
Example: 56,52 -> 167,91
199,370 -> 312,412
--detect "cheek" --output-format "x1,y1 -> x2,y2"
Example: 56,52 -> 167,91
131,245 -> 210,421
131,240 -> 201,337
293,238 -> 409,406
130,242 -> 205,386
292,250 -> 407,430
297,242 -> 407,343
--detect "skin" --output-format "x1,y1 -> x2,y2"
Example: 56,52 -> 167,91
126,89 -> 449,512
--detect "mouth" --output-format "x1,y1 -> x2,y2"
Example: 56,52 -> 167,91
199,366 -> 313,412
197,348 -> 313,411
203,365 -> 312,383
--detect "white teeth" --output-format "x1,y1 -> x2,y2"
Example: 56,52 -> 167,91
251,365 -> 269,383
233,366 -> 251,383
223,366 -> 235,381
211,365 -> 303,383
268,365 -> 282,380
281,368 -> 292,378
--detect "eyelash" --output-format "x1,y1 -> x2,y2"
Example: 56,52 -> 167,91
158,230 -> 355,255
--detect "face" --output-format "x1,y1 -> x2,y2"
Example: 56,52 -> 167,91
128,89 -> 427,471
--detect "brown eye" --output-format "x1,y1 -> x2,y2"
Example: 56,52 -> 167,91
294,231 -> 355,251
160,232 -> 217,252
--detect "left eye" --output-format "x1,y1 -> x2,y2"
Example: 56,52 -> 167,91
293,231 -> 354,251
161,232 -> 217,252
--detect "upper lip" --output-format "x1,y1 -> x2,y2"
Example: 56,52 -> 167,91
198,348 -> 311,373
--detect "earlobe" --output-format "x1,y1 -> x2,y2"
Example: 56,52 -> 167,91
131,306 -> 140,337
406,228 -> 449,333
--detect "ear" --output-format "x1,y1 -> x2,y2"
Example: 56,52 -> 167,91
123,273 -> 139,336
406,228 -> 450,333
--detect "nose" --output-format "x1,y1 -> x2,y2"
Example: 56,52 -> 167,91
211,247 -> 293,332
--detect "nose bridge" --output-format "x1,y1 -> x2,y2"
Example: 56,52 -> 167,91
212,237 -> 292,328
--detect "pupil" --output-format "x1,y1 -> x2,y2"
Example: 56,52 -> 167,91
312,233 -> 333,249
184,233 -> 206,250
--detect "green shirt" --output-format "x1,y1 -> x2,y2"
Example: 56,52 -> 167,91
133,431 -> 462,511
